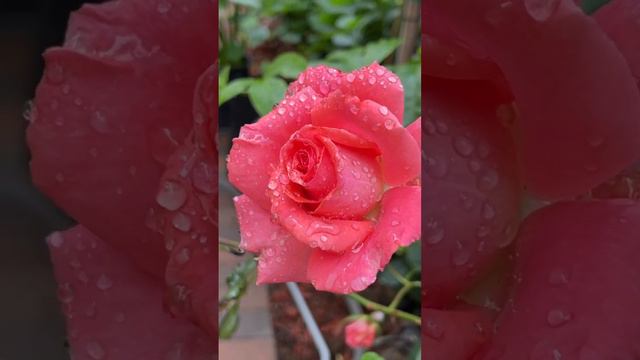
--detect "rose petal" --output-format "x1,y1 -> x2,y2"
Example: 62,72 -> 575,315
407,117 -> 421,149
234,195 -> 311,284
287,65 -> 343,98
311,92 -> 420,186
428,0 -> 640,199
481,200 -> 640,359
268,167 -> 375,253
227,86 -> 322,209
46,226 -> 215,360
424,78 -> 522,307
424,307 -> 494,360
235,194 -> 282,253
338,62 -> 405,122
307,186 -> 420,293
27,0 -> 214,276
423,33 -> 502,81
593,0 -> 640,86
151,65 -> 217,338
312,137 -> 383,219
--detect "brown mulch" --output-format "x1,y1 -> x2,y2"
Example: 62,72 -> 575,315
268,283 -> 420,360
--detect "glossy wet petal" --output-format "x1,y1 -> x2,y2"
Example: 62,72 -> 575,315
427,0 -> 640,199
424,78 -> 522,307
424,306 -> 494,360
307,186 -> 420,293
234,195 -> 311,284
27,0 -> 215,276
150,65 -> 217,339
227,87 -> 322,209
47,226 -> 215,360
311,92 -> 420,186
268,167 -> 375,253
481,200 -> 640,359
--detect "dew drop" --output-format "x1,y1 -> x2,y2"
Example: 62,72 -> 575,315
175,248 -> 191,264
157,0 -> 171,13
425,319 -> 444,339
368,77 -> 376,85
49,232 -> 64,248
172,213 -> 192,232
453,136 -> 475,157
85,341 -> 105,359
156,181 -> 187,211
46,63 -> 65,84
524,0 -> 560,22
546,308 -> 571,328
477,169 -> 499,191
96,274 -> 113,290
378,106 -> 389,116
548,268 -> 569,285
346,73 -> 355,83
482,202 -> 496,220
90,111 -> 110,133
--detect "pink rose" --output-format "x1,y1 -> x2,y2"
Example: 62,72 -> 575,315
228,64 -> 421,293
345,319 -> 377,349
26,0 -> 216,358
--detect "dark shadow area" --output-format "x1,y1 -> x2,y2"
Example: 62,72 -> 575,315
0,1 -> 100,358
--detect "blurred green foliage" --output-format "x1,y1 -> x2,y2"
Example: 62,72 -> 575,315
219,0 -> 402,67
219,257 -> 257,339
219,42 -> 421,124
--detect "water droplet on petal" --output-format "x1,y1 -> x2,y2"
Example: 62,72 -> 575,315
425,319 -> 444,339
378,106 -> 389,116
49,232 -> 64,248
546,308 -> 571,327
96,274 -> 113,290
156,181 -> 187,211
86,341 -> 105,359
175,247 -> 191,264
453,136 -> 475,157
482,202 -> 496,220
157,0 -> 171,13
524,0 -> 560,22
172,213 -> 192,232
90,111 -> 110,133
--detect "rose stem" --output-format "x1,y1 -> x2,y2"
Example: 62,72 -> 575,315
347,293 -> 421,325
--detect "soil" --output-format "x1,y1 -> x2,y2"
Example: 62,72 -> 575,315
268,283 -> 421,360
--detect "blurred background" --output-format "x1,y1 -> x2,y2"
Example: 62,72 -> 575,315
0,1 -> 102,358
218,0 -> 421,358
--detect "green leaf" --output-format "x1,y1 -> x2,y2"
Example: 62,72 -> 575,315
362,38 -> 401,65
248,77 -> 288,116
230,0 -> 260,8
408,343 -> 421,360
323,38 -> 400,71
403,241 -> 421,272
223,257 -> 257,301
263,52 -> 308,79
361,352 -> 385,360
219,66 -> 230,89
389,58 -> 421,126
379,258 -> 409,288
581,0 -> 611,14
219,302 -> 240,339
220,78 -> 253,106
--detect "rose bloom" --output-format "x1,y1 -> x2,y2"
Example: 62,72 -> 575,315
424,0 -> 640,358
26,0 -> 216,358
344,319 -> 377,349
228,63 -> 421,294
